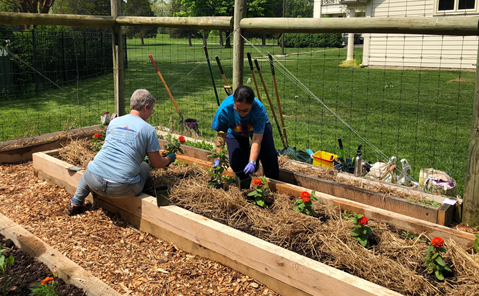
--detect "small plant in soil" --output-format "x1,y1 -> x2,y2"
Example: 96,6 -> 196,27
30,267 -> 60,296
90,132 -> 105,153
402,231 -> 419,241
247,177 -> 269,208
424,237 -> 452,281
0,247 -> 14,296
474,234 -> 479,254
293,191 -> 318,216
344,211 -> 373,248
207,138 -> 230,188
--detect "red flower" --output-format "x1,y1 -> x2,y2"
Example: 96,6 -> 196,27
301,196 -> 310,203
178,136 -> 186,144
41,277 -> 53,285
357,216 -> 369,226
431,237 -> 445,248
104,111 -> 109,114
93,133 -> 102,138
300,191 -> 310,199
253,178 -> 262,186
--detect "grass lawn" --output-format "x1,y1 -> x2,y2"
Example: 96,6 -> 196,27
0,33 -> 475,195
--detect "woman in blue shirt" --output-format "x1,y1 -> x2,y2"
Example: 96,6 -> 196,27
211,85 -> 279,179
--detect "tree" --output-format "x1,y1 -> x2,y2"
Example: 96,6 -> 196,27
285,0 -> 313,18
151,0 -> 171,34
0,0 -> 56,29
123,0 -> 158,45
52,0 -> 111,32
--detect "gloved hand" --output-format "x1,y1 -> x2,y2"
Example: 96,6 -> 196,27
212,158 -> 220,168
244,162 -> 256,174
167,153 -> 176,166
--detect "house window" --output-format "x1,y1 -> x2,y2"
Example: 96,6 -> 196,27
436,0 -> 478,14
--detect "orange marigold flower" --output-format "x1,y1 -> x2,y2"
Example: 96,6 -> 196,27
178,136 -> 186,144
357,216 -> 369,226
253,178 -> 262,186
301,196 -> 310,203
41,277 -> 53,285
93,133 -> 101,138
431,237 -> 445,248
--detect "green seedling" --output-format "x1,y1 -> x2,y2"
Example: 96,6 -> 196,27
0,248 -> 15,296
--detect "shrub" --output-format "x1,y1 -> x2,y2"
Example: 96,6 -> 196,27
280,33 -> 343,48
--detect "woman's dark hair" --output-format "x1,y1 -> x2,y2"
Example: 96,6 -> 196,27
233,85 -> 255,104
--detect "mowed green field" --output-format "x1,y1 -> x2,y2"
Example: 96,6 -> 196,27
0,33 -> 475,194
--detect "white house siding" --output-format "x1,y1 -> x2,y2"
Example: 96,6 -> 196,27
363,0 -> 478,69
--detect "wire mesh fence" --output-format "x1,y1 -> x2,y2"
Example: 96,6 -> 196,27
0,2 -> 477,195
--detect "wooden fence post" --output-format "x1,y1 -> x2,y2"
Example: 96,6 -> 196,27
111,0 -> 125,116
463,40 -> 479,227
232,0 -> 247,91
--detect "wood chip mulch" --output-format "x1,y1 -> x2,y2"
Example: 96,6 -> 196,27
0,162 -> 279,296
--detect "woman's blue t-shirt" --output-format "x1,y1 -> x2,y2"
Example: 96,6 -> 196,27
211,95 -> 269,138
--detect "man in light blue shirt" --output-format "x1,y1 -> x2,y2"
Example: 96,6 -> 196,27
68,89 -> 175,216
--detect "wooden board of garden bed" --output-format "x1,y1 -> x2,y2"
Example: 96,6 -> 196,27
0,213 -> 121,296
158,139 -> 454,226
32,150 -> 477,295
0,125 -> 105,164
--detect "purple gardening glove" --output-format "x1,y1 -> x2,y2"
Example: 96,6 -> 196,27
244,162 -> 256,174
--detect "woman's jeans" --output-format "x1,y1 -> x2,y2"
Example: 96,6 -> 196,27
70,162 -> 150,206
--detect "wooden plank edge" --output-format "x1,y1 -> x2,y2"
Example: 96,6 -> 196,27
0,125 -> 104,164
89,195 -> 401,296
0,214 -> 121,296
268,180 -> 476,249
32,152 -> 400,296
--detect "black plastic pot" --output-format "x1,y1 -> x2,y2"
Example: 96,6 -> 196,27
154,184 -> 170,206
235,171 -> 252,190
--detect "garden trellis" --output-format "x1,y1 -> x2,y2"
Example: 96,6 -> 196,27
0,0 -> 479,228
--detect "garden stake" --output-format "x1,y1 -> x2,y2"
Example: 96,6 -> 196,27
246,52 -> 262,103
268,54 -> 288,147
254,59 -> 287,150
204,45 -> 220,106
149,54 -> 184,123
215,56 -> 232,96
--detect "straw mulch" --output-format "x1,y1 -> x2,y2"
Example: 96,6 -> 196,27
146,163 -> 479,296
56,139 -> 479,295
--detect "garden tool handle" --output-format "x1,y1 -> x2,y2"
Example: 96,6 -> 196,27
215,56 -> 225,75
268,54 -> 275,76
247,52 -> 254,70
148,54 -> 182,118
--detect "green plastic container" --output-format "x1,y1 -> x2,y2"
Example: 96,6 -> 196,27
154,184 -> 170,207
235,171 -> 252,190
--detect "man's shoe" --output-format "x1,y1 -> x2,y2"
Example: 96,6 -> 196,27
68,204 -> 83,216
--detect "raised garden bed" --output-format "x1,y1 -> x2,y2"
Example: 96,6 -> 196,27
32,149 -> 479,295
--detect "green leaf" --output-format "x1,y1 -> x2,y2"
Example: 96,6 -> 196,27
444,265 -> 452,272
474,234 -> 479,254
350,229 -> 360,237
435,270 -> 444,281
426,246 -> 434,254
0,256 -> 4,267
437,247 -> 447,253
435,256 -> 446,266
359,238 -> 368,247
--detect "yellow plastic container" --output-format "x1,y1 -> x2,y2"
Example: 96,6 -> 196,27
312,150 -> 338,168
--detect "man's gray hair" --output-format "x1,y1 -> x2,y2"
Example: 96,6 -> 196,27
130,89 -> 156,111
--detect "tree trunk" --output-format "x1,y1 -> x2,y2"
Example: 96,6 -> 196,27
219,31 -> 224,46
225,31 -> 231,48
262,33 -> 266,46
202,33 -> 207,47
188,34 -> 192,47
141,37 -> 145,46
